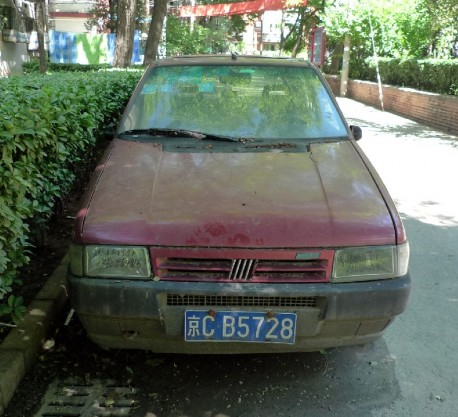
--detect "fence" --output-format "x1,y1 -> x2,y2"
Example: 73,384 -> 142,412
48,30 -> 142,65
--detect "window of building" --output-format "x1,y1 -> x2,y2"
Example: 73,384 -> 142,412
0,6 -> 14,30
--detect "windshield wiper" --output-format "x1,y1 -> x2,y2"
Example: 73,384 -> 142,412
197,133 -> 244,143
118,128 -> 242,143
118,128 -> 205,139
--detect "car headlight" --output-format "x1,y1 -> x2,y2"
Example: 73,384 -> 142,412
69,244 -> 151,278
332,243 -> 409,283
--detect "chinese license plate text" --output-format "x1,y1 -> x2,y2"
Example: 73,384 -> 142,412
184,310 -> 297,344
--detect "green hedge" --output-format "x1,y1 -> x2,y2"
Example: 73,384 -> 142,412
0,70 -> 142,322
347,58 -> 458,96
22,61 -> 145,74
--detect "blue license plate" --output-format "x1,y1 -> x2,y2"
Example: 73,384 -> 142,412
184,310 -> 296,344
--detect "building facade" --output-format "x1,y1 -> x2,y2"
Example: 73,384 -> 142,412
0,0 -> 36,75
48,0 -> 95,33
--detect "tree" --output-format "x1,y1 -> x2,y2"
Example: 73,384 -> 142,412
143,0 -> 168,65
165,16 -> 209,55
85,0 -> 147,34
113,0 -> 137,67
85,0 -> 112,33
198,16 -> 245,53
275,0 -> 325,57
36,0 -> 47,73
421,0 -> 458,58
324,0 -> 458,66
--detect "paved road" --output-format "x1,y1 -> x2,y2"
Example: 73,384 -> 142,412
7,99 -> 458,417
338,98 -> 458,417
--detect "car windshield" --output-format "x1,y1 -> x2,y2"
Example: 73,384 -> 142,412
118,64 -> 348,141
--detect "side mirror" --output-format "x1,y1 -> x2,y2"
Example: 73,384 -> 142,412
349,125 -> 363,141
102,125 -> 116,140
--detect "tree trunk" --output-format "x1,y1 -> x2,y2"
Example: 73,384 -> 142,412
36,0 -> 47,73
330,42 -> 343,73
279,10 -> 285,55
113,0 -> 137,68
143,0 -> 168,66
291,10 -> 306,58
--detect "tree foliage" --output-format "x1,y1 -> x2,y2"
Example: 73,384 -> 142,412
199,15 -> 245,53
165,16 -> 211,56
85,0 -> 147,34
85,0 -> 112,33
85,0 -> 457,69
159,14 -> 247,57
324,0 -> 458,71
282,0 -> 325,57
422,0 -> 458,58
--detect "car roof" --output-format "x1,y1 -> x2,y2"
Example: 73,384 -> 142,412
151,54 -> 316,69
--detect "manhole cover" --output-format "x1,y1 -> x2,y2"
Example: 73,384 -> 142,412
34,377 -> 138,417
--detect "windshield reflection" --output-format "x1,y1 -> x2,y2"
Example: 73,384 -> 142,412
119,65 -> 348,141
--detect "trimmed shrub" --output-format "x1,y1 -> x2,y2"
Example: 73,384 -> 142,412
22,61 -> 144,74
0,69 -> 142,322
343,58 -> 458,96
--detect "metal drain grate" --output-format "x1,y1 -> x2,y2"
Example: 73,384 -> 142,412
34,378 -> 137,417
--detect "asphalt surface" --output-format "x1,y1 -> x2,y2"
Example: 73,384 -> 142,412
2,98 -> 458,417
338,98 -> 458,416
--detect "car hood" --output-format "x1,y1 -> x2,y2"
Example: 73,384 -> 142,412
74,139 -> 397,248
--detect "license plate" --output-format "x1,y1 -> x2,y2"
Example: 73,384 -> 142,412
184,310 -> 296,344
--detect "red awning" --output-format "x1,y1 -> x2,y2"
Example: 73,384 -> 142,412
179,0 -> 308,17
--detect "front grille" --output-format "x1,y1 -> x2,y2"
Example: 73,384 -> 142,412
166,294 -> 318,308
153,250 -> 333,283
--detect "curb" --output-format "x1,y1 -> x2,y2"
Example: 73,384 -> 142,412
0,255 -> 69,415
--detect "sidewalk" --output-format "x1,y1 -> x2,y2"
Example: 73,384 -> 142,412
0,256 -> 69,414
337,97 -> 458,226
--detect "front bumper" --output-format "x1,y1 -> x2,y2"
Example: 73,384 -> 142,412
68,273 -> 411,353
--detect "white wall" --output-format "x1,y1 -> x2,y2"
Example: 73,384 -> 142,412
0,37 -> 29,75
50,17 -> 88,33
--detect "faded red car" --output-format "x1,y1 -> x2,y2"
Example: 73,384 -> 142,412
68,55 -> 410,353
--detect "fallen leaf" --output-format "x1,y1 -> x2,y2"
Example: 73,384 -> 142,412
43,339 -> 55,351
105,398 -> 115,407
